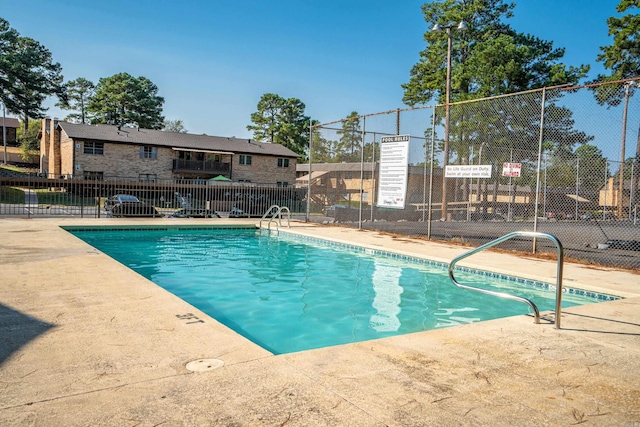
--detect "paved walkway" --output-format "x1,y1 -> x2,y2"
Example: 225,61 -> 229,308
1,218 -> 639,426
23,189 -> 38,206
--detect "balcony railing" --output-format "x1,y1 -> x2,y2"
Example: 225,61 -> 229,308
172,159 -> 230,174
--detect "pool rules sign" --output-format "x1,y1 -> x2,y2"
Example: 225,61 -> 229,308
377,134 -> 410,209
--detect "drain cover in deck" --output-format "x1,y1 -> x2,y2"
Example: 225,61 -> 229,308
186,358 -> 224,372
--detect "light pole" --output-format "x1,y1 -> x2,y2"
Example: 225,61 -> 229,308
619,81 -> 637,218
2,101 -> 6,165
432,20 -> 467,220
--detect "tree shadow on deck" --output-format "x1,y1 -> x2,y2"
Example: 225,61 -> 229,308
0,303 -> 55,365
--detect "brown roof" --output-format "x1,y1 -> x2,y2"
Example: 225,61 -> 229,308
57,122 -> 299,158
0,117 -> 20,128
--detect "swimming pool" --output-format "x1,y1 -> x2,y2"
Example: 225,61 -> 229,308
67,226 -> 616,354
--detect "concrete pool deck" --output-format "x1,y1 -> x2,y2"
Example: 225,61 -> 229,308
1,217 -> 639,426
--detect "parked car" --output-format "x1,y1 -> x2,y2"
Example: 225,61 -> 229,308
104,194 -> 141,211
322,204 -> 357,216
169,209 -> 220,218
545,211 -> 567,221
469,212 -> 507,221
605,239 -> 640,251
109,202 -> 161,218
105,194 -> 161,218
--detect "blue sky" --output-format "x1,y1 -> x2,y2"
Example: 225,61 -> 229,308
1,0 -> 625,148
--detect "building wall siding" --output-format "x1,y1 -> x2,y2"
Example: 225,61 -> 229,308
73,141 -> 296,184
39,119 -> 297,184
233,155 -> 296,184
60,131 -> 75,176
1,127 -> 17,144
39,120 -> 49,173
75,141 -> 174,180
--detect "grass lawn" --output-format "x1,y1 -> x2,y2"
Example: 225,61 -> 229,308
0,164 -> 26,174
34,190 -> 97,207
0,186 -> 24,203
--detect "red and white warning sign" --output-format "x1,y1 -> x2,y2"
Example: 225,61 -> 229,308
502,162 -> 521,177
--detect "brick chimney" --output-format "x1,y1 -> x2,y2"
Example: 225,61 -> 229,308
40,118 -> 61,178
40,119 -> 50,175
51,119 -> 61,178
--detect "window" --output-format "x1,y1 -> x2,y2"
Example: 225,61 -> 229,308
140,146 -> 158,159
139,174 -> 157,182
84,141 -> 104,155
83,171 -> 103,180
239,155 -> 252,165
277,158 -> 290,168
277,182 -> 289,187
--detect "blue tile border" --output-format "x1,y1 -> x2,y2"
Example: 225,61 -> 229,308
276,230 -> 621,303
60,225 -> 621,303
61,225 -> 258,232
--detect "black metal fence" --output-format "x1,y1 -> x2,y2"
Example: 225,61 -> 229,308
0,174 -> 306,219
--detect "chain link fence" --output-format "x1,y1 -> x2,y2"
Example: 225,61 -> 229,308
307,80 -> 640,270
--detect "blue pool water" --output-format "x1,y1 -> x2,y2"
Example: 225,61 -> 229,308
68,227 -> 613,354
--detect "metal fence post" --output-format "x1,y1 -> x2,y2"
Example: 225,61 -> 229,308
371,132 -> 376,223
307,122 -> 312,223
630,161 -> 635,218
358,116 -> 365,229
619,82 -> 631,218
575,157 -> 580,221
533,87 -> 547,253
427,108 -> 436,239
603,160 -> 609,220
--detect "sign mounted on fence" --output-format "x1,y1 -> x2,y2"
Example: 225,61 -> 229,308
502,162 -> 521,177
444,164 -> 492,178
377,134 -> 410,209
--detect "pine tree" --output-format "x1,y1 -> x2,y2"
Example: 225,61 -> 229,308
88,72 -> 164,129
56,77 -> 95,124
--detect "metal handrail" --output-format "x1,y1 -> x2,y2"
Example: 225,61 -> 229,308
448,231 -> 564,329
259,205 -> 280,229
267,206 -> 290,231
259,205 -> 291,231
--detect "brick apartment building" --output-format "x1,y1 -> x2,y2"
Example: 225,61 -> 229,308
39,119 -> 298,185
1,117 -> 19,146
1,117 -> 36,166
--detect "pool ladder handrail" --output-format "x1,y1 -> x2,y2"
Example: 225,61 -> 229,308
259,205 -> 290,231
448,231 -> 564,329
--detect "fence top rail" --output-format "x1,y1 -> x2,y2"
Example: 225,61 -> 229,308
562,76 -> 640,92
312,83 -> 579,129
